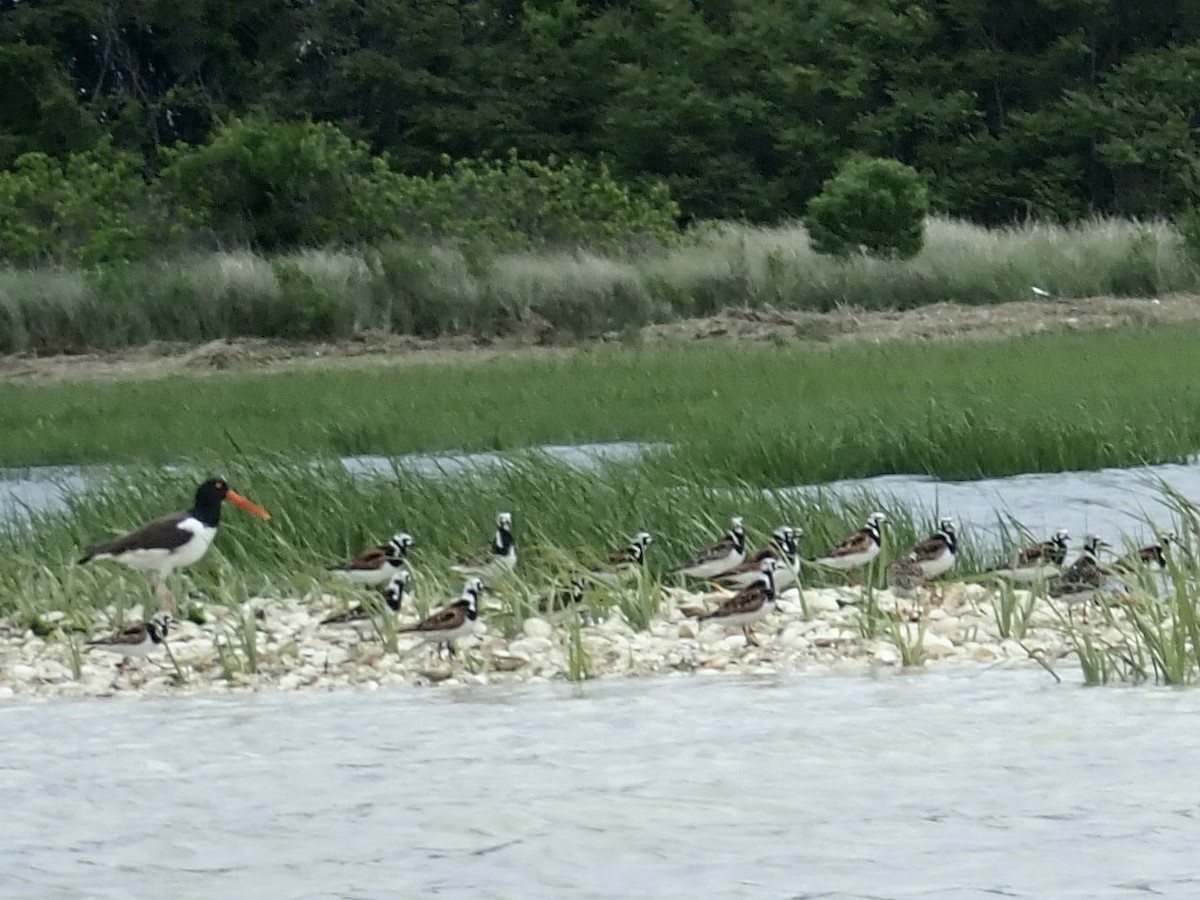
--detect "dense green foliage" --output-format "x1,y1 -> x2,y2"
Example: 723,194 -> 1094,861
0,117 -> 681,264
805,157 -> 929,259
3,0 -> 1200,236
4,325 -> 1200,480
0,218 -> 1193,354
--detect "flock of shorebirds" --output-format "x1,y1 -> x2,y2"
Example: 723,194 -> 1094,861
71,478 -> 1181,672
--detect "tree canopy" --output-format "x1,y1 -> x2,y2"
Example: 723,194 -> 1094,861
2,0 -> 1199,228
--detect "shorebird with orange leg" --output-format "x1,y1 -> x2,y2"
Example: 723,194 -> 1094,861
78,478 -> 270,614
898,517 -> 958,605
694,558 -> 780,648
399,577 -> 483,660
86,611 -> 173,675
328,532 -> 413,586
809,512 -> 887,587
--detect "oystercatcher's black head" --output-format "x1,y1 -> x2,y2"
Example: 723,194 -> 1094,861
190,478 -> 271,527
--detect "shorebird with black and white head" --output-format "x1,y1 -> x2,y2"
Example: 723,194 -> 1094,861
78,478 -> 270,611
673,516 -> 747,580
399,577 -> 483,658
328,532 -> 413,586
903,517 -> 958,581
451,512 -> 516,578
988,528 -> 1070,584
1049,534 -> 1112,615
1111,531 -> 1176,575
589,531 -> 653,585
322,569 -> 411,625
538,576 -> 590,620
809,512 -> 887,582
86,611 -> 173,674
694,557 -> 780,647
717,525 -> 803,590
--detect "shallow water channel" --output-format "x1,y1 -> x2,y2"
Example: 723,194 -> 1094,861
2,669 -> 1197,898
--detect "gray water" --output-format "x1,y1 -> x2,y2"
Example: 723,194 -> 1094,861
5,449 -> 1198,549
2,670 -> 1198,898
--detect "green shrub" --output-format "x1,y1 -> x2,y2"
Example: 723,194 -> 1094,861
0,143 -> 177,266
393,151 -> 681,250
1180,207 -> 1200,265
160,117 -> 406,250
805,156 -> 929,260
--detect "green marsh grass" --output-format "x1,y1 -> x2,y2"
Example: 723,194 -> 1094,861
1,218 -> 1197,354
6,326 -> 1200,480
0,457 -> 951,625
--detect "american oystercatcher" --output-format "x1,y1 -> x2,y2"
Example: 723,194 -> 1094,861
78,478 -> 270,610
694,557 -> 780,647
86,611 -> 173,674
450,512 -> 516,578
328,532 -> 413,586
399,577 -> 483,658
673,516 -> 747,580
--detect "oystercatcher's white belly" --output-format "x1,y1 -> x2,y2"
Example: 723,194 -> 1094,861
115,520 -> 216,575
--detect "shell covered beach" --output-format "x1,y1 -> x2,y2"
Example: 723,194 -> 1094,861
0,580 -> 1109,700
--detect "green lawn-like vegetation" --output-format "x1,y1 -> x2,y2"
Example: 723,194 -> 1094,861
4,324 -> 1200,481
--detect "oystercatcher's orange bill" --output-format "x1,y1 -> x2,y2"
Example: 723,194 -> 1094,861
226,490 -> 271,520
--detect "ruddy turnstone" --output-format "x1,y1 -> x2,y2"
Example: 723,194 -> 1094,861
988,528 -> 1070,584
886,557 -> 927,600
537,576 -> 589,618
321,569 -> 410,625
78,478 -> 270,612
1111,531 -> 1176,574
1049,534 -> 1111,609
328,532 -> 413,586
695,557 -> 780,647
450,512 -> 516,578
673,516 -> 747,580
810,512 -> 887,580
86,611 -> 172,673
717,525 -> 803,590
903,517 -> 957,581
398,577 -> 483,657
588,531 -> 654,585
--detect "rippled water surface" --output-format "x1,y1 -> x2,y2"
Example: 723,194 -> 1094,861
2,670 -> 1199,899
